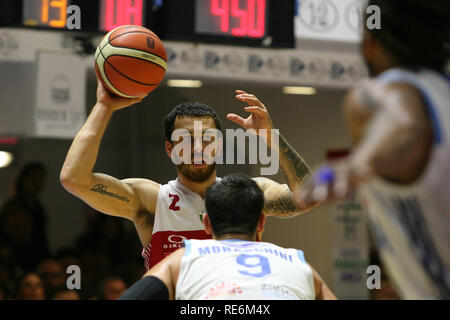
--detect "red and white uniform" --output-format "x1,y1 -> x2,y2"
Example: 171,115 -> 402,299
141,178 -> 219,270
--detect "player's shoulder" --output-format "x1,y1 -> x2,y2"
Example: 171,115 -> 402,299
121,178 -> 161,193
346,78 -> 426,114
252,176 -> 280,191
121,178 -> 160,211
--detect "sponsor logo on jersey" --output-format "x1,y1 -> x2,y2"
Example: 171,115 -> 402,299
163,234 -> 187,250
260,284 -> 298,299
204,281 -> 243,299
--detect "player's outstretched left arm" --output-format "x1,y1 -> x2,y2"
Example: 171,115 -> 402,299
228,90 -> 319,218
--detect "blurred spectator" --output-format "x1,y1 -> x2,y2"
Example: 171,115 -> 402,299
0,263 -> 14,299
16,273 -> 45,300
115,261 -> 145,289
0,204 -> 35,273
75,213 -> 127,265
0,162 -> 50,273
52,290 -> 80,300
37,259 -> 66,299
0,163 -> 149,300
0,282 -> 7,300
98,276 -> 127,300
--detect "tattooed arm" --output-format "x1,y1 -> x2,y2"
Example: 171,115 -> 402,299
253,131 -> 318,217
228,90 -> 318,218
60,77 -> 158,246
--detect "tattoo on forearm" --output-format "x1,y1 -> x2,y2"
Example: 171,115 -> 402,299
90,184 -> 130,203
279,134 -> 311,186
264,194 -> 298,216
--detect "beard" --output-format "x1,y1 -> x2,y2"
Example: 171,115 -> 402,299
176,163 -> 217,183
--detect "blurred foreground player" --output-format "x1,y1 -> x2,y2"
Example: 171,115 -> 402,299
120,174 -> 336,300
61,76 -> 318,271
297,0 -> 450,299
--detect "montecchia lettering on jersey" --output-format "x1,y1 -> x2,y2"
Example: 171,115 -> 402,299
197,245 -> 295,263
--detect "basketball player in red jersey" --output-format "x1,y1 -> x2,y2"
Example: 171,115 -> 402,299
60,77 -> 317,270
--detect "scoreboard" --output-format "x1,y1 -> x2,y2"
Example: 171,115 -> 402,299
21,0 -> 146,32
0,0 -> 294,48
195,0 -> 267,39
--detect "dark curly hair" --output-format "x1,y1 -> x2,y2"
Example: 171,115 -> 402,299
366,0 -> 450,72
163,102 -> 222,142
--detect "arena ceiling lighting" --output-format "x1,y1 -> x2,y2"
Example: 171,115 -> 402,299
167,80 -> 203,88
0,151 -> 13,168
282,86 -> 316,95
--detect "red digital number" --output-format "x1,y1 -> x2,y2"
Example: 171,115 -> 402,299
211,0 -> 230,32
231,0 -> 247,36
102,0 -> 143,31
248,0 -> 265,37
210,0 -> 265,38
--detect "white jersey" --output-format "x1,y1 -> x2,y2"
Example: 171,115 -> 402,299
142,178 -> 216,270
176,239 -> 315,300
360,68 -> 450,299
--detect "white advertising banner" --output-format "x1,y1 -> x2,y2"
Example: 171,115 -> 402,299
0,30 -> 367,89
164,41 -> 367,88
34,52 -> 86,138
295,0 -> 368,43
0,29 -> 68,62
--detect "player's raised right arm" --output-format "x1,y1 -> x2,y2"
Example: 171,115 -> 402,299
60,79 -> 149,220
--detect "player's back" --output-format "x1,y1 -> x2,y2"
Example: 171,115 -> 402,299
361,68 -> 450,299
175,239 -> 315,300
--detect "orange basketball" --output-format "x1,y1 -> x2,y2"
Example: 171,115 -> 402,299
95,25 -> 167,98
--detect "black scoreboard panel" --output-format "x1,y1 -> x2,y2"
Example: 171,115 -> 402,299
0,0 -> 294,48
0,0 -> 154,33
162,0 -> 294,47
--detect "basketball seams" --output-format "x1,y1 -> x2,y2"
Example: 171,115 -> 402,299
97,31 -> 156,60
96,55 -> 134,98
96,29 -> 115,60
109,30 -> 159,44
109,54 -> 166,75
99,47 -> 159,87
105,58 -> 160,87
106,31 -> 167,62
101,43 -> 167,70
109,42 -> 167,63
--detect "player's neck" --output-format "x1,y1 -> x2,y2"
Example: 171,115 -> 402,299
216,234 -> 255,241
177,170 -> 217,198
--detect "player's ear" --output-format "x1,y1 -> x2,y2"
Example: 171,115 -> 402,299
256,213 -> 266,234
202,213 -> 213,235
165,141 -> 173,158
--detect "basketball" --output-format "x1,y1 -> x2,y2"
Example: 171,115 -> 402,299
95,25 -> 167,98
